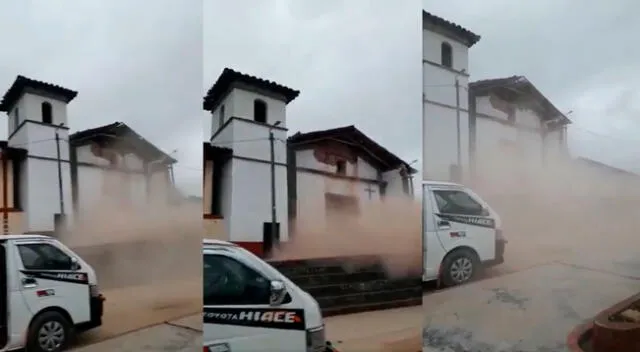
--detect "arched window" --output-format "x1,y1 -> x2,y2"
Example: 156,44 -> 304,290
254,99 -> 267,123
441,42 -> 453,68
41,102 -> 53,124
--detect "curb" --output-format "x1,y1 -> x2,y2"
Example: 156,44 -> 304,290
566,320 -> 593,352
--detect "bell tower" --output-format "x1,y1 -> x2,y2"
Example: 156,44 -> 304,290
0,75 -> 77,233
203,68 -> 300,256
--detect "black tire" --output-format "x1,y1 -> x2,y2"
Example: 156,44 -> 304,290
26,311 -> 72,352
440,249 -> 480,287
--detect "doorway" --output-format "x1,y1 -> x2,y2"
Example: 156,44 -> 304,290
262,222 -> 280,258
0,241 -> 8,349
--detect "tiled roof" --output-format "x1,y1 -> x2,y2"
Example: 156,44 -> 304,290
0,75 -> 78,112
470,76 -> 571,124
70,122 -> 177,163
423,11 -> 481,47
288,125 -> 417,173
203,68 -> 300,111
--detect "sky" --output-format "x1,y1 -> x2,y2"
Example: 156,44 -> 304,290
204,0 -> 423,191
423,0 -> 640,172
0,0 -> 203,195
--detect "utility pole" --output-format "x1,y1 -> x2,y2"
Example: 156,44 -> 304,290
269,126 -> 277,251
455,78 -> 462,175
55,130 -> 65,216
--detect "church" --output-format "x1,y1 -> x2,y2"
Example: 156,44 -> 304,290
202,68 -> 417,257
0,75 -> 177,235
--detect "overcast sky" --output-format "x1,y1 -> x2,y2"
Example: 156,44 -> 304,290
424,0 -> 640,172
205,0 -> 423,190
0,0 -> 203,195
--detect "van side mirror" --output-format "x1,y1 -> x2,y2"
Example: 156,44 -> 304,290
70,257 -> 81,271
269,280 -> 287,306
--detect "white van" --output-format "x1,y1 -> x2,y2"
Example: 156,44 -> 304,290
0,234 -> 104,352
203,239 -> 330,352
422,181 -> 507,287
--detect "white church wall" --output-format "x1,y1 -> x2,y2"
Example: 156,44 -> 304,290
75,166 -> 103,210
423,16 -> 474,183
219,161 -> 233,237
13,122 -> 70,161
76,166 -> 152,210
423,102 -> 469,181
25,159 -> 73,232
75,145 -> 110,166
228,88 -> 287,127
295,171 -> 383,228
356,157 -> 378,179
12,92 -> 68,128
228,119 -> 287,162
382,169 -> 406,198
423,29 -> 470,73
210,93 -> 235,137
228,158 -> 288,242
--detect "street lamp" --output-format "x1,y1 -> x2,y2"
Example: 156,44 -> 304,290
268,121 -> 281,255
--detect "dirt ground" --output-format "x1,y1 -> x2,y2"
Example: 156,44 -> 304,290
72,315 -> 202,351
73,278 -> 201,348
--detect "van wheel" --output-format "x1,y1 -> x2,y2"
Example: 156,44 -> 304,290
441,249 -> 479,287
27,311 -> 72,352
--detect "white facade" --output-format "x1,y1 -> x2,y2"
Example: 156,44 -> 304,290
470,82 -> 570,194
204,70 -> 415,255
207,77 -> 293,246
6,90 -> 74,232
422,12 -> 477,182
1,77 -> 175,234
74,144 -> 152,210
294,148 -> 409,224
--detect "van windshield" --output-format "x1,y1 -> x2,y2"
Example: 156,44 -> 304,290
235,246 -> 289,281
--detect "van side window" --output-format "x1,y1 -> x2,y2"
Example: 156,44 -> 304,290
433,190 -> 485,216
17,243 -> 74,271
203,254 -> 271,306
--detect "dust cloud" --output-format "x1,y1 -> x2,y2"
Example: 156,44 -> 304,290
272,196 -> 423,279
57,173 -> 203,345
468,151 -> 640,271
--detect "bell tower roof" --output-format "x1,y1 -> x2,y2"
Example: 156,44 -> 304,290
203,68 -> 299,112
0,75 -> 77,112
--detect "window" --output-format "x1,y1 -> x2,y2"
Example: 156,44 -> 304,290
17,243 -> 75,271
254,99 -> 267,123
432,189 -> 485,216
41,102 -> 53,124
335,160 -> 346,175
219,104 -> 225,129
203,254 -> 271,306
441,42 -> 453,68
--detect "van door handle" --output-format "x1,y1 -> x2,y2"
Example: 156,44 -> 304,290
437,220 -> 451,229
22,277 -> 38,288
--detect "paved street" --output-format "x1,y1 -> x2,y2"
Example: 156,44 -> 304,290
421,198 -> 640,352
71,315 -> 201,352
71,278 -> 200,350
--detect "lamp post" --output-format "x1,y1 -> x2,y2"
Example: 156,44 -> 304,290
269,121 -> 281,254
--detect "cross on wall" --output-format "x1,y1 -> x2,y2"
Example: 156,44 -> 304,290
364,184 -> 376,200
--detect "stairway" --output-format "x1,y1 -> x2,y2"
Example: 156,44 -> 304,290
269,255 -> 422,316
2,215 -> 8,235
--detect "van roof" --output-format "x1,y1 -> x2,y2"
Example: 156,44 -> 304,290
0,234 -> 52,241
422,180 -> 464,187
203,239 -> 237,247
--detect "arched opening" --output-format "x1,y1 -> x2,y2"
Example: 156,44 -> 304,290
254,99 -> 267,123
441,42 -> 453,68
41,102 -> 53,124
